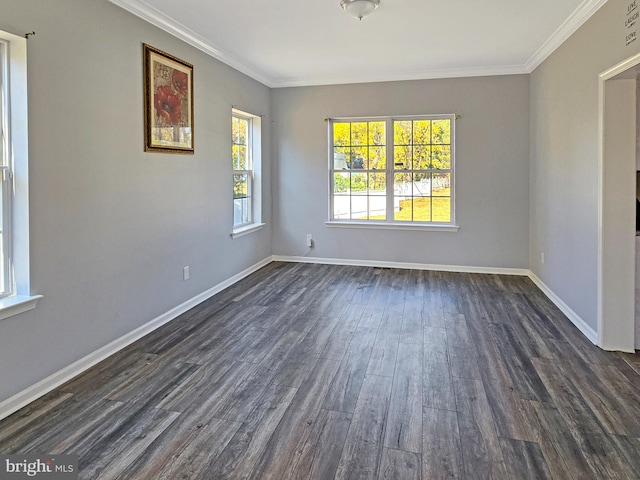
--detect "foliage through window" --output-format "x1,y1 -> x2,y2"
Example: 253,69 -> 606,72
330,115 -> 455,225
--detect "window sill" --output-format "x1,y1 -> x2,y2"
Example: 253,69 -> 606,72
0,294 -> 43,321
325,221 -> 459,232
231,222 -> 266,239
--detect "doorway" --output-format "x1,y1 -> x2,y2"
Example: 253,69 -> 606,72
598,53 -> 640,352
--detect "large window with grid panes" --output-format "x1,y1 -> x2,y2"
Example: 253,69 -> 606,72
329,115 -> 455,226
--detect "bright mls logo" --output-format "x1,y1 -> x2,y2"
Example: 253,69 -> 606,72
0,455 -> 77,479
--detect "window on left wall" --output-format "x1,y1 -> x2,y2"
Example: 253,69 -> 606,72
0,30 -> 41,319
231,108 -> 264,238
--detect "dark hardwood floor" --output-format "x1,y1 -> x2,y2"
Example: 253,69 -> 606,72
1,261 -> 640,479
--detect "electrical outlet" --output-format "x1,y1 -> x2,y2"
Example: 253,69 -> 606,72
541,252 -> 545,264
183,266 -> 190,281
306,234 -> 313,248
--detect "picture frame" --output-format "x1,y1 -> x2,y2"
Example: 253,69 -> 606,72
143,43 -> 194,154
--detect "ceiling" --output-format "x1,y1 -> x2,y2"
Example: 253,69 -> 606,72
110,0 -> 607,88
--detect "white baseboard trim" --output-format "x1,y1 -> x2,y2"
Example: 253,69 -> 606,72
527,271 -> 598,345
0,256 -> 273,422
275,255 -> 602,348
272,255 -> 529,276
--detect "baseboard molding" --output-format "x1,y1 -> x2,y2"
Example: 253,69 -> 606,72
275,255 -> 601,347
0,256 -> 273,422
272,255 -> 530,276
527,271 -> 598,345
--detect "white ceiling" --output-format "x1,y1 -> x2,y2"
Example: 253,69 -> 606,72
110,0 -> 607,88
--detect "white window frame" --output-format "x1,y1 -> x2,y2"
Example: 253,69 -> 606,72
0,30 -> 41,320
231,108 -> 264,238
327,115 -> 458,231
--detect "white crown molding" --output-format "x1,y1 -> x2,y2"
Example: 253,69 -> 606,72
525,0 -> 608,72
110,0 -> 606,88
108,0 -> 275,87
270,64 -> 530,88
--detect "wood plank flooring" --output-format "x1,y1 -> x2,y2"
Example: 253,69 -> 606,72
2,261 -> 640,479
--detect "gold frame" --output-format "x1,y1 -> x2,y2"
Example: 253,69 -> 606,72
143,44 -> 194,154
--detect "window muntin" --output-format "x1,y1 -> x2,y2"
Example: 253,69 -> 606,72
330,115 -> 455,226
232,113 -> 252,228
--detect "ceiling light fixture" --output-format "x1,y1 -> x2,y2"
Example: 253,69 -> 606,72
340,0 -> 380,20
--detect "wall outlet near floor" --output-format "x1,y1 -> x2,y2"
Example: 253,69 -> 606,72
541,252 -> 545,264
183,266 -> 190,281
306,234 -> 313,248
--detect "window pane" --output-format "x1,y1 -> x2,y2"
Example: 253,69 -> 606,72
232,116 -> 249,145
370,146 -> 386,170
394,172 -> 412,196
432,145 -> 450,170
432,197 -> 451,222
413,173 -> 430,197
350,147 -> 368,169
232,145 -> 247,170
334,147 -> 349,169
351,196 -> 368,220
413,198 -> 432,222
334,173 -> 350,193
233,173 -> 251,226
413,145 -> 431,170
369,121 -> 386,145
333,122 -> 350,146
351,122 -> 367,146
233,173 -> 248,199
413,119 -> 431,145
394,120 -> 412,145
369,173 -> 386,195
432,174 -> 451,196
394,197 -> 412,221
333,195 -> 350,219
351,172 -> 367,194
394,145 -> 411,170
369,195 -> 386,219
432,119 -> 451,144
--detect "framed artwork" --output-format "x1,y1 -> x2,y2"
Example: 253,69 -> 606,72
143,44 -> 194,153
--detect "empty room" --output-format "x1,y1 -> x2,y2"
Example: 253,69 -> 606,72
1,0 -> 640,478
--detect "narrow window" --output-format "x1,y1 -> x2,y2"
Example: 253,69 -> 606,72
231,109 -> 263,236
0,29 -> 40,320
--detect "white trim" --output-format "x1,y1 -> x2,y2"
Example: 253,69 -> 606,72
596,52 -> 640,352
527,272 -> 599,347
272,255 -> 528,276
231,222 -> 265,239
525,0 -> 607,72
325,221 -> 459,232
0,256 -> 272,421
271,65 -> 529,88
108,0 -> 274,87
0,295 -> 42,321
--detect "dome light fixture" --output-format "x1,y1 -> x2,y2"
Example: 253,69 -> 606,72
340,0 -> 380,20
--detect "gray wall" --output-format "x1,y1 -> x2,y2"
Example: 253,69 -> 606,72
530,0 -> 640,331
0,0 -> 271,402
272,77 -> 530,268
